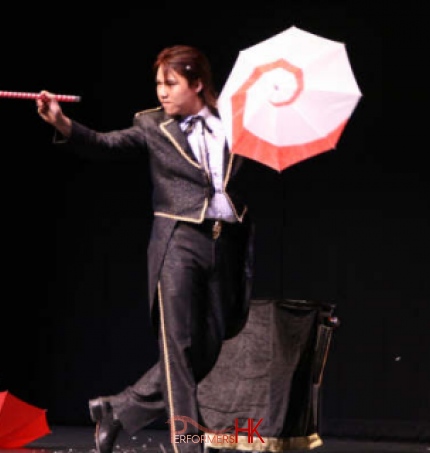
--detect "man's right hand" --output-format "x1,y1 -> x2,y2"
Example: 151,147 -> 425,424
37,90 -> 72,137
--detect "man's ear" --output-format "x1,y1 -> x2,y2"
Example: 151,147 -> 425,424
195,80 -> 203,94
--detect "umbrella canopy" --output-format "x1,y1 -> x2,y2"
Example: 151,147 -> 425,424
0,391 -> 51,448
218,26 -> 362,171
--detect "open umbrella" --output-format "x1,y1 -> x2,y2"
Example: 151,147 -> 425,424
0,391 -> 51,448
218,26 -> 362,171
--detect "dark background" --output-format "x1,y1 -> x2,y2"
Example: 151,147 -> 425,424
1,1 -> 428,443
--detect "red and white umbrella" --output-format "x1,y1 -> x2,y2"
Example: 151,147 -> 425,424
218,26 -> 362,172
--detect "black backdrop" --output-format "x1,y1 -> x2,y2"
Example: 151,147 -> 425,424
1,1 -> 429,443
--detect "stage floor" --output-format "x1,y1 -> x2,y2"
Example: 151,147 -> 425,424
1,426 -> 427,453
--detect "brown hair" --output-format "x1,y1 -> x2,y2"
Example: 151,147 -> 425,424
153,45 -> 218,112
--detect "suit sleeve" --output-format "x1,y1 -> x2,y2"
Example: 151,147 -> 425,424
53,119 -> 148,160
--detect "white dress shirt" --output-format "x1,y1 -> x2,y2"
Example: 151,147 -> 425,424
181,107 -> 236,222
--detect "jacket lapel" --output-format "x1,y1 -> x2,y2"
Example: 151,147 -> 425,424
160,117 -> 201,168
159,110 -> 242,176
224,140 -> 245,184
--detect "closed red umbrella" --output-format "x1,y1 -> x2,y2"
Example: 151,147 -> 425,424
0,391 -> 51,448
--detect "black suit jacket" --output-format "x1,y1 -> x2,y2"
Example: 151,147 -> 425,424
65,106 -> 256,338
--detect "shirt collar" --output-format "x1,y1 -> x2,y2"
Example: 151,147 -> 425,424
180,106 -> 212,131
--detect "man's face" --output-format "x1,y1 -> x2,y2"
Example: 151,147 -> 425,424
156,65 -> 203,118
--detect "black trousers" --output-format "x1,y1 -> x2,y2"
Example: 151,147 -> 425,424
109,219 -> 250,453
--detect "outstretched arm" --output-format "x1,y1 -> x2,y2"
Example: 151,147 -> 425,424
36,90 -> 72,138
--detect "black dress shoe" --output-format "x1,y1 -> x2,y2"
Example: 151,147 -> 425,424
89,397 -> 122,453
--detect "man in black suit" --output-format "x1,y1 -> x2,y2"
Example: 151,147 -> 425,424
36,45 -> 257,453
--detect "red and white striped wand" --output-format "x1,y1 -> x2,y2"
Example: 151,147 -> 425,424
0,91 -> 81,102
